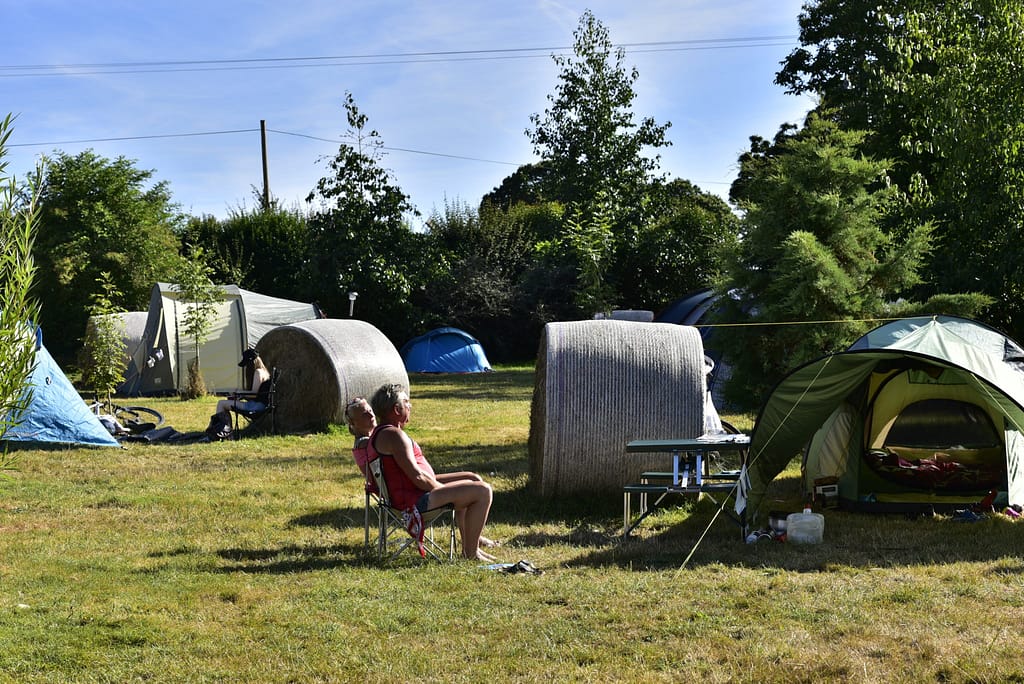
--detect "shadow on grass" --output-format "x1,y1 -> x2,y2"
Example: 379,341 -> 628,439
425,443 -> 531,480
563,495 -> 1024,573
223,461 -> 1024,575
213,541 -> 379,573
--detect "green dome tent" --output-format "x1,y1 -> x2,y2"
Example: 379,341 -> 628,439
745,317 -> 1024,524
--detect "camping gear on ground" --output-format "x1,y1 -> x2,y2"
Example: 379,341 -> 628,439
786,507 -> 824,544
125,426 -> 178,443
205,411 -> 233,441
529,320 -> 706,495
482,560 -> 544,575
768,511 -> 790,534
399,327 -> 492,373
3,330 -> 119,448
256,319 -> 408,434
120,283 -> 321,396
744,316 -> 1024,526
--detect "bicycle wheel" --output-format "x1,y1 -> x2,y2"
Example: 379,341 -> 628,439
113,405 -> 165,429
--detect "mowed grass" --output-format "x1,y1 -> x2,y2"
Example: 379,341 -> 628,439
1,366 -> 1023,682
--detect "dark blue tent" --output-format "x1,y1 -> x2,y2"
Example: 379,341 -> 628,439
3,333 -> 119,447
400,327 -> 492,373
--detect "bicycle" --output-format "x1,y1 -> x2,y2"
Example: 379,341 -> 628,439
85,397 -> 164,434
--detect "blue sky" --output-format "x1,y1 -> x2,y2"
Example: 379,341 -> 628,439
3,1 -> 814,226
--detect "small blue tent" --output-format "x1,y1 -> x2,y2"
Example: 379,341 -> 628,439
400,327 -> 492,373
3,334 -> 119,448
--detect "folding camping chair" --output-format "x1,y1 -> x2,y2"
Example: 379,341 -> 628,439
366,456 -> 456,562
232,367 -> 280,438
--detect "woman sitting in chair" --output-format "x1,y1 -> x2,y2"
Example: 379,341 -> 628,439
366,384 -> 500,561
214,348 -> 271,418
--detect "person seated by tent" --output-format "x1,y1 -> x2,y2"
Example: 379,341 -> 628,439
212,348 -> 271,423
365,383 -> 500,560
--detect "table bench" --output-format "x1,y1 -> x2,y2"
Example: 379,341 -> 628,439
623,436 -> 749,538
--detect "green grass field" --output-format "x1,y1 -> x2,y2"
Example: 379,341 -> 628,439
1,367 -> 1022,682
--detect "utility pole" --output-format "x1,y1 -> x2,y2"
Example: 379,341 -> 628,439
260,120 -> 270,210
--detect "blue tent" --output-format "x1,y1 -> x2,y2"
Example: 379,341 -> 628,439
3,335 -> 119,448
400,327 -> 492,373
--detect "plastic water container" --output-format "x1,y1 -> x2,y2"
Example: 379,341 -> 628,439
786,507 -> 824,544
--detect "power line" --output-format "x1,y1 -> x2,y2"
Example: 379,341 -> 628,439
271,129 -> 522,166
0,36 -> 797,78
6,127 -> 527,167
6,129 -> 259,146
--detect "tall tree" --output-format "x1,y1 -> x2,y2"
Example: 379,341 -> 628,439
305,93 -> 426,339
715,113 -> 939,408
32,150 -> 183,363
875,1 -> 1024,336
0,114 -> 42,443
527,10 -> 671,215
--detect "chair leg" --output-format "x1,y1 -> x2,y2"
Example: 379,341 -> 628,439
364,492 -> 371,547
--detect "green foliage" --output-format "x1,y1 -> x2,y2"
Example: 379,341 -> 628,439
776,0 -> 1024,339
174,247 -> 222,399
715,113 -> 935,408
183,198 -> 313,302
0,114 -> 42,442
81,273 -> 127,406
875,0 -> 1024,335
527,10 -> 671,215
614,179 -> 740,312
31,150 -> 183,363
535,196 -> 616,315
479,161 -> 552,210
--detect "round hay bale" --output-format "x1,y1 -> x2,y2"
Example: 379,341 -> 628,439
256,319 -> 408,434
529,320 -> 706,496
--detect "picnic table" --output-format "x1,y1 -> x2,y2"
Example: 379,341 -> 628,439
623,434 -> 750,537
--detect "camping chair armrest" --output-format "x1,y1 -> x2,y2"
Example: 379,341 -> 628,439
229,391 -> 259,400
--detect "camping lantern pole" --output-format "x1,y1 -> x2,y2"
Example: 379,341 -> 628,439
347,291 -> 358,317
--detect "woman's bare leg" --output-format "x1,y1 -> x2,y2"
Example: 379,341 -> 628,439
427,480 -> 493,559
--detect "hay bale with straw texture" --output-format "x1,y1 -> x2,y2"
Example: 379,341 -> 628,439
529,320 -> 705,495
257,319 -> 408,434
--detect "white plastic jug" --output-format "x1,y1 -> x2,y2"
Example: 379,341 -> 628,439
786,507 -> 824,544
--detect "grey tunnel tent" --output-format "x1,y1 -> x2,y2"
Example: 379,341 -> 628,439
120,283 -> 322,396
745,316 -> 1024,524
